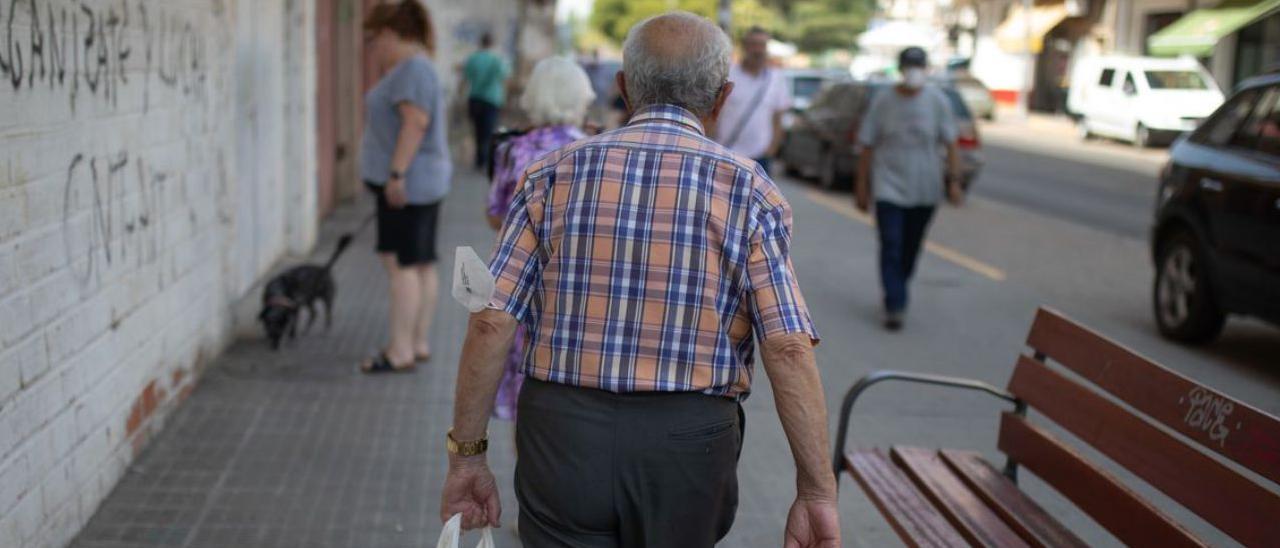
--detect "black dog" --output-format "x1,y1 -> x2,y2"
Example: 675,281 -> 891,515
258,234 -> 354,349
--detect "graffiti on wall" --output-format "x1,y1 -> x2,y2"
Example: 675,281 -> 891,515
61,151 -> 175,286
0,0 -> 209,111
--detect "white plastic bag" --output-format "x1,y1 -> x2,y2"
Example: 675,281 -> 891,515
437,513 -> 495,548
452,246 -> 496,313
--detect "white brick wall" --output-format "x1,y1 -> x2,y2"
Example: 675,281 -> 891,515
0,1 -> 316,546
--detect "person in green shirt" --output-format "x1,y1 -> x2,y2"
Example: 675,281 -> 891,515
461,33 -> 511,169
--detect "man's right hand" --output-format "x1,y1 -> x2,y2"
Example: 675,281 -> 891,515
854,182 -> 871,213
440,457 -> 501,530
784,498 -> 841,548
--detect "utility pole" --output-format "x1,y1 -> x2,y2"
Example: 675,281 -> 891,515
1020,0 -> 1034,119
718,0 -> 732,33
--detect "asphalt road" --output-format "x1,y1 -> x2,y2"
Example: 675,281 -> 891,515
972,121 -> 1169,239
759,118 -> 1279,547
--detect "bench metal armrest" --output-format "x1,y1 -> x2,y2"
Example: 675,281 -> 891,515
832,370 -> 1026,482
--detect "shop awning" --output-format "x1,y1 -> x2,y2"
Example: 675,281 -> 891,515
1148,0 -> 1280,57
995,3 -> 1070,54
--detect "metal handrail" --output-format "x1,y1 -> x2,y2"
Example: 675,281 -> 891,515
831,370 -> 1026,485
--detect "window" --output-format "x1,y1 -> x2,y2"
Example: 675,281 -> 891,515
791,77 -> 825,101
1145,71 -> 1209,90
1242,86 -> 1280,157
1194,89 -> 1260,147
1099,68 -> 1116,87
1122,73 -> 1138,95
1230,87 -> 1278,150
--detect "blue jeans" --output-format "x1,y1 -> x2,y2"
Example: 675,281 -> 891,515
875,201 -> 936,313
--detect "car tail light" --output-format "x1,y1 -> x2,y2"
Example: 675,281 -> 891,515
957,133 -> 980,149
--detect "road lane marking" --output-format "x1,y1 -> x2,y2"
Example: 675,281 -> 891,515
803,188 -> 1008,282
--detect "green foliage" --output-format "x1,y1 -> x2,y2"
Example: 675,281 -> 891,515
588,0 -> 871,54
781,0 -> 871,52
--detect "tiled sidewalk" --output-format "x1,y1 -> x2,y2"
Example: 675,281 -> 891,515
70,171 -> 522,548
68,167 -> 922,548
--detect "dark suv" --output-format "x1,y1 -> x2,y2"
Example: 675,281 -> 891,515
1152,73 -> 1280,343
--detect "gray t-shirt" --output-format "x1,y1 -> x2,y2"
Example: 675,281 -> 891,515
360,55 -> 452,205
856,86 -> 957,207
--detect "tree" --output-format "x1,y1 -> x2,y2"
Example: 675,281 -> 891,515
590,0 -> 785,45
588,0 -> 870,54
781,0 -> 871,53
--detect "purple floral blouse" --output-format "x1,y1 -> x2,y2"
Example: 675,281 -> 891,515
487,124 -> 587,218
488,123 -> 584,421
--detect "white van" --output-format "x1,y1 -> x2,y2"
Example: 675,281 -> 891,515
1067,56 -> 1224,147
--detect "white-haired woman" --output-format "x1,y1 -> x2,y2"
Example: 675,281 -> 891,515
486,56 -> 595,420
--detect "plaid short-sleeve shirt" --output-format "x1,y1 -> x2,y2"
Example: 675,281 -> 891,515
487,105 -> 818,399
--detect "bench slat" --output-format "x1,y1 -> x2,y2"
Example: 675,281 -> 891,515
845,449 -> 969,547
890,447 -> 1029,548
1026,308 -> 1280,486
997,412 -> 1207,548
1009,356 -> 1280,546
938,449 -> 1087,548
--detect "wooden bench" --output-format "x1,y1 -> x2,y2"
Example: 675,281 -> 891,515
832,307 -> 1280,547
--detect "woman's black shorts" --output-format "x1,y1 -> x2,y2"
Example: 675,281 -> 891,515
366,182 -> 441,266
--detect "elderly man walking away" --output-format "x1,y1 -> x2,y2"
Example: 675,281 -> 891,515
440,11 -> 840,548
854,46 -> 963,331
715,26 -> 792,174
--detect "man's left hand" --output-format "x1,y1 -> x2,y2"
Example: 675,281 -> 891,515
946,179 -> 965,206
783,497 -> 841,548
440,457 -> 501,530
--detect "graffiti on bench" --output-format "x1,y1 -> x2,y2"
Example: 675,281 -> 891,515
1181,386 -> 1239,447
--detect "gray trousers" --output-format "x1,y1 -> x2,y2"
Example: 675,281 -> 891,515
515,379 -> 744,547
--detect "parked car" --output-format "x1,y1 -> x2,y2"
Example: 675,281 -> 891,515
779,81 -> 984,190
784,69 -> 851,110
947,75 -> 996,121
1151,72 -> 1280,343
1068,55 -> 1224,147
780,69 -> 850,129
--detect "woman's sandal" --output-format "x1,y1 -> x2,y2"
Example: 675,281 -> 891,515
415,352 -> 432,364
359,352 -> 416,374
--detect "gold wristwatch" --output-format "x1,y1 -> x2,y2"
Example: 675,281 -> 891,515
446,429 -> 488,457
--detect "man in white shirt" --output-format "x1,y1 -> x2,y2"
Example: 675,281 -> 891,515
715,27 -> 792,174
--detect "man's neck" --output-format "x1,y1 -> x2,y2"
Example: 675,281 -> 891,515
895,84 -> 922,97
740,61 -> 766,76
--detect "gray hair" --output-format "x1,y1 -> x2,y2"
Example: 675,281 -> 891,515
520,56 -> 596,127
622,11 -> 731,117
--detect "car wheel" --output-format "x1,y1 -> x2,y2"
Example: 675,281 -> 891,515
1134,123 -> 1151,148
819,149 -> 849,190
1078,120 -> 1093,141
1153,230 -> 1226,343
779,138 -> 800,177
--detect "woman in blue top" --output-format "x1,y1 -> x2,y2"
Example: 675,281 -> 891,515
359,1 -> 451,373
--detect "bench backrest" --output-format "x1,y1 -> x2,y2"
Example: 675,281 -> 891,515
1002,308 -> 1280,547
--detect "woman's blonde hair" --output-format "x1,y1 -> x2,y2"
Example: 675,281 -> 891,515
520,56 -> 596,127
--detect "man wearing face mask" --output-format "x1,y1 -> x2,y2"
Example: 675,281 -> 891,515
854,46 -> 963,331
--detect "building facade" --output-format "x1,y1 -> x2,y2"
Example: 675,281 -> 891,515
0,1 -> 556,547
964,0 -> 1280,109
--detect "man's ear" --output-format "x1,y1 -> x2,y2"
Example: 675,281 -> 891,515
709,81 -> 735,122
616,71 -> 633,115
